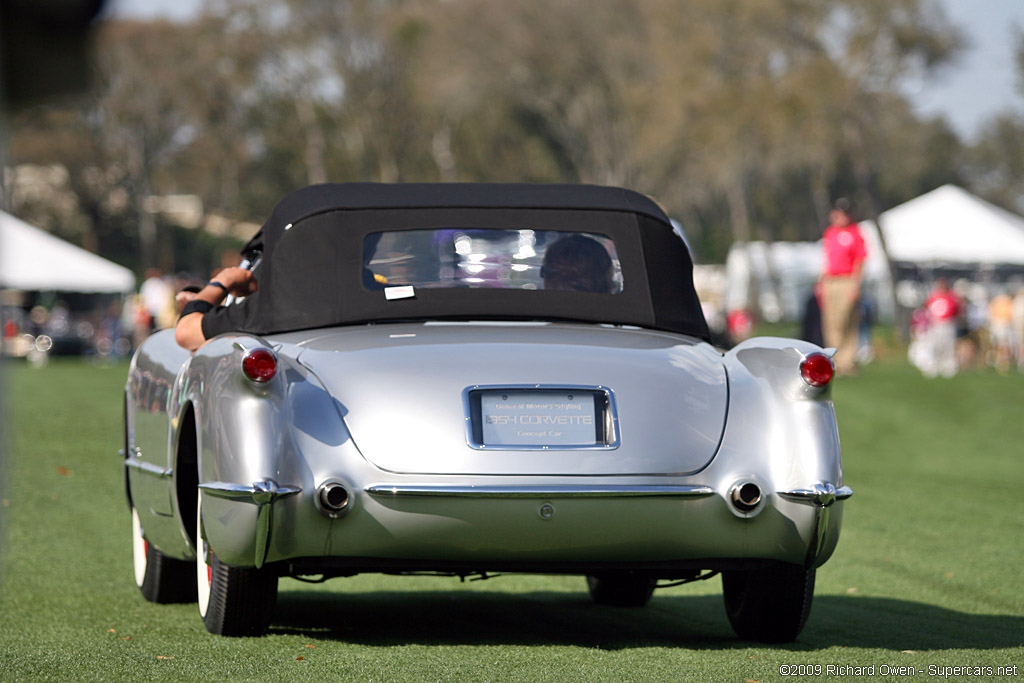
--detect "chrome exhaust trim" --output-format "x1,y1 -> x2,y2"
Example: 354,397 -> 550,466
729,481 -> 762,513
317,481 -> 353,518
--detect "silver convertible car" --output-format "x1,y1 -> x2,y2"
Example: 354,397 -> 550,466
123,183 -> 851,640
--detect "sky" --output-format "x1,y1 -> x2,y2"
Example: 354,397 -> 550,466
106,0 -> 1024,142
909,0 -> 1024,140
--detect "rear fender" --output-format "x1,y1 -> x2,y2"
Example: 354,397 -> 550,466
721,337 -> 842,485
185,335 -> 332,565
186,335 -> 292,489
718,337 -> 845,566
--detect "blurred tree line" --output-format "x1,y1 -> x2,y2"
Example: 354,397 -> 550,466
6,0 -> 1024,274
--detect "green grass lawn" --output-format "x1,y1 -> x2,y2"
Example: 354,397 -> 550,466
1,355 -> 1021,681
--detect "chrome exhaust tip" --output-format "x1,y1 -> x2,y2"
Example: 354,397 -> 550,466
317,482 -> 352,517
730,481 -> 762,513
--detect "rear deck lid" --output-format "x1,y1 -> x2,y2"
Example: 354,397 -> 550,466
295,322 -> 726,476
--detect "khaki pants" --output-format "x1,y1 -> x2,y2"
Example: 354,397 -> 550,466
820,276 -> 860,374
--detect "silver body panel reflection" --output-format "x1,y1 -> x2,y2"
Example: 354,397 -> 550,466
125,322 -> 847,572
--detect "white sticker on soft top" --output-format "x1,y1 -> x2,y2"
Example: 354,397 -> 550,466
384,285 -> 416,300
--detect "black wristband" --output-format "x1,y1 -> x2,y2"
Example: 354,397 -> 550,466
208,280 -> 229,292
181,300 -> 214,317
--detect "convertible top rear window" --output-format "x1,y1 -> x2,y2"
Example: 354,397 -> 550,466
364,229 -> 623,294
215,183 -> 710,341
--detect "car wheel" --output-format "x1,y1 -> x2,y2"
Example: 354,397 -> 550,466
132,506 -> 196,603
196,494 -> 277,636
722,564 -> 815,642
586,573 -> 656,607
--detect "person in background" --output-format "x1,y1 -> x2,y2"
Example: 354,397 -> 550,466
857,296 -> 876,364
139,268 -> 174,332
818,198 -> 868,376
800,282 -> 824,347
952,279 -> 978,370
988,289 -> 1015,372
921,278 -> 961,378
726,308 -> 755,343
1012,285 -> 1024,370
964,282 -> 992,367
907,303 -> 931,373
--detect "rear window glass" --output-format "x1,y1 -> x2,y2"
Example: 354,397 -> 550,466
364,229 -> 623,294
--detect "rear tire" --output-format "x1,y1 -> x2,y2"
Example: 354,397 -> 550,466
586,573 -> 656,607
132,506 -> 196,603
196,494 -> 277,636
722,564 -> 815,642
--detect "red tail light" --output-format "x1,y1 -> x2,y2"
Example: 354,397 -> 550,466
242,348 -> 277,383
800,352 -> 834,387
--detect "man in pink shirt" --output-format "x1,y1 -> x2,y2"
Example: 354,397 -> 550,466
819,198 -> 867,375
922,278 -> 961,378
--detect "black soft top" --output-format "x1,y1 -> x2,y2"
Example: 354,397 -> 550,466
215,183 -> 709,341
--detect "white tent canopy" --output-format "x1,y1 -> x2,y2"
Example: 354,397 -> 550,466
872,184 -> 1024,265
0,210 -> 136,293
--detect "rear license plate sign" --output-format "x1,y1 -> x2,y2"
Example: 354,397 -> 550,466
479,391 -> 597,447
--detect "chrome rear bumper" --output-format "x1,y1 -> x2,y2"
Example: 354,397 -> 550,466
365,484 -> 715,498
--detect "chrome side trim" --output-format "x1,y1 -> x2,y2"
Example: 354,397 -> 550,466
777,482 -> 852,569
199,480 -> 301,501
124,452 -> 172,479
778,482 -> 853,508
199,479 -> 301,568
365,484 -> 715,498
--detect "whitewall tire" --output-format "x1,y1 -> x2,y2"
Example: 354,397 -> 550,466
196,491 -> 278,636
131,505 -> 196,603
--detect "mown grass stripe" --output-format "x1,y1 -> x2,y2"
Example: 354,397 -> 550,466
0,356 -> 1021,681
